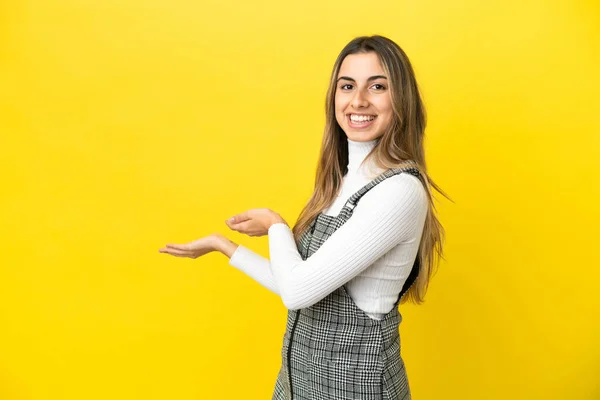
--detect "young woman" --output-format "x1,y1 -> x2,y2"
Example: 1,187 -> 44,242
160,35 -> 448,400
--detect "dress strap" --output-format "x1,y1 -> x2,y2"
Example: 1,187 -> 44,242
344,160 -> 423,211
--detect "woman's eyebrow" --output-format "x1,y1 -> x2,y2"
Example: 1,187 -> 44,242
336,75 -> 388,82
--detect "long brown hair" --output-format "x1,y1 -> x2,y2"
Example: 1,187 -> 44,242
291,35 -> 452,305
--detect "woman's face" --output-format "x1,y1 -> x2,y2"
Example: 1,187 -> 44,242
335,52 -> 393,142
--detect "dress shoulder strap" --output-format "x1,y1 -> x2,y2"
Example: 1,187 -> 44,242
344,160 -> 423,211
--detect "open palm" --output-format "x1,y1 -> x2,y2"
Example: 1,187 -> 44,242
158,236 -> 216,259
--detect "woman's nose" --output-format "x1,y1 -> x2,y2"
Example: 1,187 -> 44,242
351,91 -> 369,108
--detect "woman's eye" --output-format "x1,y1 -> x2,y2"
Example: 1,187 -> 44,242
339,83 -> 385,90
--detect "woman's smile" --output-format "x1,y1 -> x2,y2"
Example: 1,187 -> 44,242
347,113 -> 378,129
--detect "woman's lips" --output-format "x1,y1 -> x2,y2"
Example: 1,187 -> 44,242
347,115 -> 377,129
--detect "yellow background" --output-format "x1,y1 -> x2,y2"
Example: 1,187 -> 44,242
1,0 -> 598,399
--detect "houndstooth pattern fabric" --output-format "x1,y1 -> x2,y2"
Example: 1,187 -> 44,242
272,163 -> 423,400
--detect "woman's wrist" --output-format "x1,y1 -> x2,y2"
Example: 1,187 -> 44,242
211,233 -> 239,258
269,214 -> 289,230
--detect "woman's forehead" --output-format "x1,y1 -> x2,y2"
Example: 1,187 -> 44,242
338,52 -> 385,79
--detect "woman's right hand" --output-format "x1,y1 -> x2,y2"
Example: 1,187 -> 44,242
159,234 -> 220,259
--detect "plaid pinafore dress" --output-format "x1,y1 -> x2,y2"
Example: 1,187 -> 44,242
272,163 -> 423,400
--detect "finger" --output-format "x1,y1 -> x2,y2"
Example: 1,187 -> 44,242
159,248 -> 191,257
169,253 -> 191,258
165,243 -> 193,251
227,211 -> 251,224
225,219 -> 246,230
231,220 -> 258,234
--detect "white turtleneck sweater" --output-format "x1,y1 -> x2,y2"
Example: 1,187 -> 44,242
228,137 -> 428,320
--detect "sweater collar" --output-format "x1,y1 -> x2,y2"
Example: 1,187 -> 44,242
347,137 -> 379,172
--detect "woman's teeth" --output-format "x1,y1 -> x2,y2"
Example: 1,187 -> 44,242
350,115 -> 376,123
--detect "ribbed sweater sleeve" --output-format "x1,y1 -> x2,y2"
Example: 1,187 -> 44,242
228,244 -> 279,294
228,173 -> 428,310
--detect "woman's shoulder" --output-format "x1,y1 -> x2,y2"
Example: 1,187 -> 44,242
360,171 -> 427,211
353,172 -> 428,227
362,160 -> 427,203
384,172 -> 427,199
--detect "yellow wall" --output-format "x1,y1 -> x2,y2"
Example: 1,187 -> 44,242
1,0 -> 598,399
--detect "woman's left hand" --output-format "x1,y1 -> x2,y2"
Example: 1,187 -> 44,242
225,208 -> 288,237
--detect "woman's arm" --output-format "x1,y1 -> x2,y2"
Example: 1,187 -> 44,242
213,234 -> 280,295
268,173 -> 428,310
